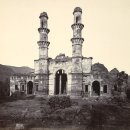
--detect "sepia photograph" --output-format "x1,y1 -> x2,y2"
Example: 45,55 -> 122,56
0,0 -> 130,130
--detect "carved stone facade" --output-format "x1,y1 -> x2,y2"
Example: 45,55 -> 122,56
10,7 -> 110,97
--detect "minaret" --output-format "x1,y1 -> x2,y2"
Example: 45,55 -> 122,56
37,12 -> 50,94
71,7 -> 84,96
38,12 -> 50,74
38,12 -> 50,61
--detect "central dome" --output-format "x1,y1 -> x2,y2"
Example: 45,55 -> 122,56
39,12 -> 48,19
73,7 -> 82,14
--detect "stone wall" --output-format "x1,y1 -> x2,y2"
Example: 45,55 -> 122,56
82,57 -> 92,73
48,58 -> 72,95
10,75 -> 35,95
34,60 -> 39,74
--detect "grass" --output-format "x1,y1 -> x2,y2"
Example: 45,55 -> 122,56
0,97 -> 43,127
0,96 -> 130,129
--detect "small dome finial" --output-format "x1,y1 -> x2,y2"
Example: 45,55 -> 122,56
73,7 -> 82,14
39,12 -> 48,19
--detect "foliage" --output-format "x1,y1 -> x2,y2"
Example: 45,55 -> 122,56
11,91 -> 26,99
0,79 -> 10,98
111,71 -> 128,99
116,71 -> 128,91
126,88 -> 130,99
89,104 -> 107,128
48,95 -> 71,109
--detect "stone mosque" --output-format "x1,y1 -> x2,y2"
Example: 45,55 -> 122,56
10,7 -> 110,97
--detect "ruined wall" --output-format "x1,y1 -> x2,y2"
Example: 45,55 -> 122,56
34,58 -> 49,94
48,58 -> 72,95
82,57 -> 92,73
10,75 -> 35,95
34,60 -> 39,74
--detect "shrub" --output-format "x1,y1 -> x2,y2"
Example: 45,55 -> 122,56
126,88 -> 130,99
48,95 -> 71,109
111,95 -> 127,106
11,91 -> 26,99
88,104 -> 107,128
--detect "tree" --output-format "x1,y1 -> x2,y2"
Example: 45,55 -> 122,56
0,78 -> 10,98
117,71 -> 128,92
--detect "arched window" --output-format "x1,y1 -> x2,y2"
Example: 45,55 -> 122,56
41,21 -> 43,28
76,16 -> 81,23
21,85 -> 24,91
114,85 -> 117,91
103,85 -> 107,93
36,85 -> 38,91
15,85 -> 18,90
85,85 -> 88,92
76,16 -> 79,23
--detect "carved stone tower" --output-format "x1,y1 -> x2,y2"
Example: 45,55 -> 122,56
71,7 -> 84,96
37,12 -> 50,94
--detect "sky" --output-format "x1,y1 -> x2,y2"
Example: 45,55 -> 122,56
0,0 -> 130,74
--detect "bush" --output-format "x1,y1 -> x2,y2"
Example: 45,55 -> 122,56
89,105 -> 107,128
111,95 -> 127,106
48,95 -> 71,109
11,91 -> 26,99
126,88 -> 130,99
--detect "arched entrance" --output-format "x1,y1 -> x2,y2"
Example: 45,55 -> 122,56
27,81 -> 33,94
55,69 -> 67,95
92,81 -> 100,96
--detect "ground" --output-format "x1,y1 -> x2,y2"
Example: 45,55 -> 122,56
0,96 -> 130,130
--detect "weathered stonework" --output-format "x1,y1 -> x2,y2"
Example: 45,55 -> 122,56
10,7 -> 111,98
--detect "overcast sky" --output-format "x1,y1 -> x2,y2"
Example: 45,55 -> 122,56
0,0 -> 130,74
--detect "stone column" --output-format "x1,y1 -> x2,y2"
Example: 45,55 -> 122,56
88,84 -> 91,97
90,83 -> 92,97
59,75 -> 61,94
100,86 -> 103,96
67,73 -> 72,95
49,74 -> 55,95
25,82 -> 27,95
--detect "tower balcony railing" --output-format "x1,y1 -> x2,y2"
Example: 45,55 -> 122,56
71,37 -> 84,43
38,27 -> 50,33
71,23 -> 84,30
37,41 -> 50,47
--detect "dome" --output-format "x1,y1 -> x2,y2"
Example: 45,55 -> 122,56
73,7 -> 82,14
39,12 -> 48,19
92,63 -> 110,80
110,68 -> 119,74
92,63 -> 108,73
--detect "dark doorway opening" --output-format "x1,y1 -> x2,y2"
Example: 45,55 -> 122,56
114,84 -> 117,91
15,85 -> 18,90
92,81 -> 100,96
85,85 -> 88,92
21,85 -> 24,91
27,81 -> 33,94
36,85 -> 38,91
55,69 -> 67,95
103,85 -> 107,93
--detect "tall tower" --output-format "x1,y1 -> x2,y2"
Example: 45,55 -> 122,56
71,7 -> 84,96
37,12 -> 50,94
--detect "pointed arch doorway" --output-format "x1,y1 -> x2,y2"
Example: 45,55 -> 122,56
27,81 -> 33,94
92,81 -> 100,96
55,69 -> 67,95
